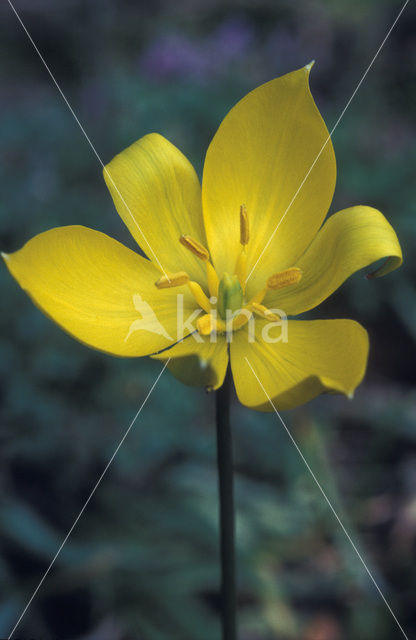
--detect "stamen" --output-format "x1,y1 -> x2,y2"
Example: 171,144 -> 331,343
235,251 -> 247,292
155,271 -> 189,289
206,261 -> 219,297
197,313 -> 226,336
234,205 -> 250,290
197,314 -> 214,335
267,267 -> 302,290
179,235 -> 209,261
246,267 -> 302,307
250,302 -> 281,322
240,204 -> 249,246
188,281 -> 211,313
248,287 -> 267,305
232,308 -> 253,330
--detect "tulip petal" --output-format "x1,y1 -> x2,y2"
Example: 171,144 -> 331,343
152,335 -> 228,390
268,206 -> 403,315
3,226 -> 197,357
104,133 -> 206,283
202,65 -> 336,297
230,319 -> 369,411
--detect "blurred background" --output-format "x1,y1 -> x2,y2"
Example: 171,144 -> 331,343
1,0 -> 415,638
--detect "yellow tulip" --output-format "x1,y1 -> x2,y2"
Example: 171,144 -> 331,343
2,65 -> 402,410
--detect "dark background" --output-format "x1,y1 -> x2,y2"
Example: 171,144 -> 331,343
1,1 -> 415,638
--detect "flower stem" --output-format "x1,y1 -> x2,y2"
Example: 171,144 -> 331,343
215,365 -> 237,640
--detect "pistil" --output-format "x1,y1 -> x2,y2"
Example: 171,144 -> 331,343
217,273 -> 244,320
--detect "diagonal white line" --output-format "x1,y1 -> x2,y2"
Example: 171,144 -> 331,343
246,0 -> 411,285
244,356 -> 409,640
6,0 -> 170,280
7,359 -> 170,640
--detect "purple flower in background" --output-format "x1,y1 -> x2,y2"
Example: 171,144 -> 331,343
140,34 -> 208,80
140,18 -> 254,81
207,18 -> 254,66
265,26 -> 330,76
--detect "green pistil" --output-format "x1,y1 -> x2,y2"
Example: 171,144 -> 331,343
217,273 -> 244,320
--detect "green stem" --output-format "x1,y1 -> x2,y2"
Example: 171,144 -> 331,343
215,365 -> 237,640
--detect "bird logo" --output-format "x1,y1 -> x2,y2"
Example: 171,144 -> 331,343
125,294 -> 173,342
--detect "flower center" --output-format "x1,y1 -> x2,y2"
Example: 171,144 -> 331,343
154,205 -> 302,335
217,273 -> 244,320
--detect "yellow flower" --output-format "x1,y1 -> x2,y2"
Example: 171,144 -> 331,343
2,65 -> 402,411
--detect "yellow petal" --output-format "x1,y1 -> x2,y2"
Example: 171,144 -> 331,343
269,206 -> 403,315
2,226 -> 198,357
152,335 -> 228,390
202,64 -> 336,298
104,133 -> 207,283
230,319 -> 369,411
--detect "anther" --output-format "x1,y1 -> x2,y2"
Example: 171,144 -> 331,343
197,314 -> 214,336
155,271 -> 189,289
267,267 -> 302,290
197,313 -> 225,336
179,235 -> 209,261
240,204 -> 249,246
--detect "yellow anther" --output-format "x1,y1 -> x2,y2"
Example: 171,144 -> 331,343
179,235 -> 209,261
250,302 -> 281,322
155,271 -> 189,289
197,313 -> 226,336
267,267 -> 302,290
206,261 -> 219,297
188,281 -> 211,313
240,204 -> 249,246
197,314 -> 214,335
